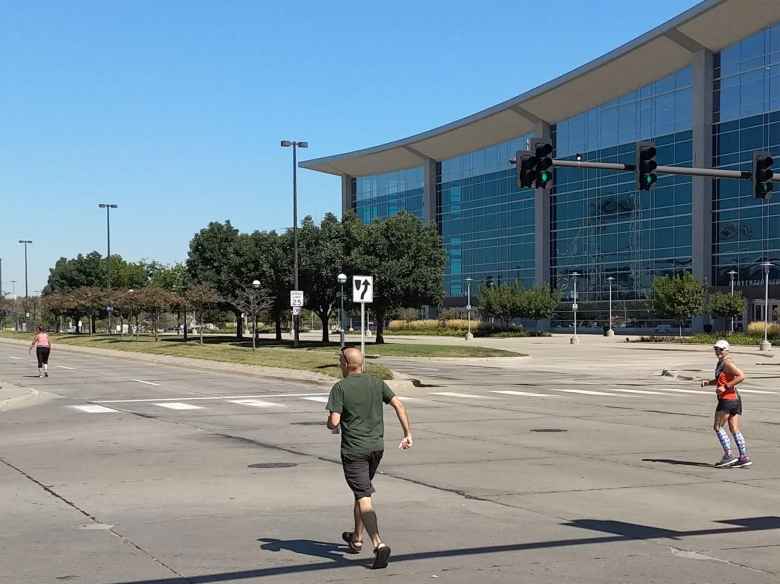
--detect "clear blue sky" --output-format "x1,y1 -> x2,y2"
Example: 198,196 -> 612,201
1,0 -> 700,294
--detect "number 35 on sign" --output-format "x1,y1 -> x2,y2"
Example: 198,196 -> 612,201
352,276 -> 373,303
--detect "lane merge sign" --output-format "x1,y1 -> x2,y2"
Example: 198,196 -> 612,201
290,290 -> 304,308
352,276 -> 373,304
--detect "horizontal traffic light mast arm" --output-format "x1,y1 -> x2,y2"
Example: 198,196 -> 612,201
552,159 -> 756,180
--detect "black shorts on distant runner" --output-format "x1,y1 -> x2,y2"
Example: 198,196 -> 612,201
36,347 -> 50,368
342,450 -> 384,499
716,397 -> 742,416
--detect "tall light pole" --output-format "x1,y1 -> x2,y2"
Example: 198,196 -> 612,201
570,272 -> 580,345
98,204 -> 118,334
606,276 -> 615,337
251,279 -> 261,351
728,270 -> 738,334
18,240 -> 32,330
337,273 -> 347,348
281,139 -> 308,347
465,278 -> 474,341
761,262 -> 773,351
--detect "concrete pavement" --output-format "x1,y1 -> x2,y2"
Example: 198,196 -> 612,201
2,337 -> 780,583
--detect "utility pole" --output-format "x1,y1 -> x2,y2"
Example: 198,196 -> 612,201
98,204 -> 118,334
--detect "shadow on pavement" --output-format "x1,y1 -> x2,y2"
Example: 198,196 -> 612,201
109,516 -> 780,584
642,458 -> 714,468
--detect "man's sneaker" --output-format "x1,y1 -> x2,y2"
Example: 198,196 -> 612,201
715,454 -> 739,468
734,456 -> 752,468
44,371 -> 49,378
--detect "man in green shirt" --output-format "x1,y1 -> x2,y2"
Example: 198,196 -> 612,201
326,346 -> 413,570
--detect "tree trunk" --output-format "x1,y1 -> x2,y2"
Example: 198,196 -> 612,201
183,308 -> 188,342
319,310 -> 330,344
375,310 -> 385,344
275,313 -> 282,341
90,314 -> 96,336
199,310 -> 204,345
234,310 -> 243,339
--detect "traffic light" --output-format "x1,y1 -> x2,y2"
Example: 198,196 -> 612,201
753,152 -> 774,199
516,150 -> 536,189
531,138 -> 554,189
636,141 -> 657,191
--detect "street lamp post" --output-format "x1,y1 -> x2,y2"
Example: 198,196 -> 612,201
98,204 -> 118,334
606,276 -> 615,337
465,278 -> 474,341
251,279 -> 261,351
337,273 -> 347,348
728,270 -> 738,335
18,240 -> 32,330
570,272 -> 580,345
761,262 -> 773,351
281,139 -> 308,348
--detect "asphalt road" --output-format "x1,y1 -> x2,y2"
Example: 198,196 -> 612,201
2,338 -> 780,583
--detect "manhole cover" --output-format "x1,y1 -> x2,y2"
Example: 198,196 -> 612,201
530,429 -> 567,433
248,463 -> 298,469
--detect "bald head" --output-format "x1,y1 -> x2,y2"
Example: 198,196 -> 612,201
340,347 -> 364,373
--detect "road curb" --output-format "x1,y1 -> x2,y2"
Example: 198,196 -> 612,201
0,382 -> 42,412
0,337 -> 335,386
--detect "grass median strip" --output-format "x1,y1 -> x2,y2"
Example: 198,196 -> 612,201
0,332 -> 522,379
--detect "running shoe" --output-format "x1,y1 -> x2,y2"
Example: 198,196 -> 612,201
714,454 -> 739,468
44,372 -> 48,378
734,456 -> 752,468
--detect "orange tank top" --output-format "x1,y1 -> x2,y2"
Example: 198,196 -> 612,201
715,361 -> 738,400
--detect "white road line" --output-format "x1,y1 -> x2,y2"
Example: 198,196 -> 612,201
491,390 -> 560,398
432,392 -> 494,399
95,392 -> 330,404
56,365 -> 75,370
132,379 -> 160,386
735,389 -> 776,395
396,396 -> 427,402
555,389 -> 619,396
70,405 -> 119,414
229,399 -> 285,408
154,402 -> 203,410
607,388 -> 666,396
9,356 -> 21,360
649,388 -> 709,395
303,396 -> 329,403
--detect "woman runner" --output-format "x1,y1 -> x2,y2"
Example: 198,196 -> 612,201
29,326 -> 52,378
701,340 -> 751,468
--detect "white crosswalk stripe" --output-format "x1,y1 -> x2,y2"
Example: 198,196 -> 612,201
229,399 -> 285,408
491,390 -> 560,398
555,389 -> 619,396
133,379 -> 160,386
302,396 -> 329,403
70,405 -> 119,414
606,388 -> 666,395
432,392 -> 495,399
154,402 -> 203,410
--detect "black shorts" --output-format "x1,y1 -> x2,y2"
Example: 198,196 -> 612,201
716,397 -> 742,416
36,347 -> 50,367
341,450 -> 384,500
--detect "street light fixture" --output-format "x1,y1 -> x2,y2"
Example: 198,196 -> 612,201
727,270 -> 738,334
281,139 -> 308,348
606,276 -> 615,337
98,203 -> 118,335
337,273 -> 347,348
760,262 -> 773,351
251,279 -> 261,351
570,272 -> 581,345
465,278 -> 474,341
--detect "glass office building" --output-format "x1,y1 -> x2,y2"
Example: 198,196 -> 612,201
302,1 -> 780,329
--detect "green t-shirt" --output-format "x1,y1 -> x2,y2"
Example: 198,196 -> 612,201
326,373 -> 396,457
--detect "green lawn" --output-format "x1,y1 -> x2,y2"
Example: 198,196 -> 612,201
0,332 -> 522,379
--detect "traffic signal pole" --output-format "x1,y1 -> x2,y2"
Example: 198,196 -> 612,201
550,158 -> 752,180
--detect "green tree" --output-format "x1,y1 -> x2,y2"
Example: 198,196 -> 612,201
351,212 -> 445,343
522,286 -> 561,329
46,252 -> 105,292
708,291 -> 745,332
135,287 -> 176,341
187,221 -> 243,337
185,284 -> 220,344
652,273 -> 705,337
479,283 -> 519,328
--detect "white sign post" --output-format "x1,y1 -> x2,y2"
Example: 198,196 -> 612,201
352,276 -> 374,371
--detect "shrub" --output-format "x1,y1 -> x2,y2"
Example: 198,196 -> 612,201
746,321 -> 780,338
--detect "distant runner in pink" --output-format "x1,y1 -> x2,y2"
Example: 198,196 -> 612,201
29,326 -> 52,378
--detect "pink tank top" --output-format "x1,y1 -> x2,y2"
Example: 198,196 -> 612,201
35,333 -> 50,348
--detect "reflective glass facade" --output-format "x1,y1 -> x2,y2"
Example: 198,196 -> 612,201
552,68 -> 693,326
713,23 -> 780,287
353,167 -> 424,223
437,135 -> 534,297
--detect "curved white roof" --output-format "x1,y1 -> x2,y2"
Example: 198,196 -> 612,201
301,0 -> 780,177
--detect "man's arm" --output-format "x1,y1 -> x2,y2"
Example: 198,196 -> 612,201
326,411 -> 341,430
389,396 -> 412,449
